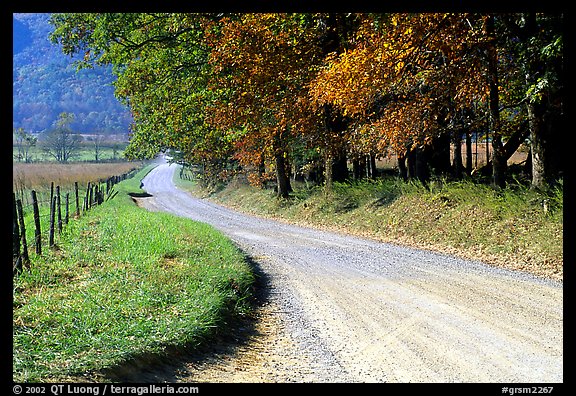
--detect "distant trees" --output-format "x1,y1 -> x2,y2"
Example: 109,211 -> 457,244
49,12 -> 563,191
41,112 -> 83,163
90,134 -> 106,162
13,127 -> 37,163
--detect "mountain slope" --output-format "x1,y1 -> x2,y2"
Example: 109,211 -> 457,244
12,13 -> 132,134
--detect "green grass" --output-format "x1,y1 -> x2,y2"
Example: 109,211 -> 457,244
182,172 -> 563,281
13,165 -> 255,382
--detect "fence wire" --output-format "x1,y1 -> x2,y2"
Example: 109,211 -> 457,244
13,169 -> 137,276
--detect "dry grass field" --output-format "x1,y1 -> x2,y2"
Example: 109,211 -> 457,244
376,142 -> 529,170
12,161 -> 143,192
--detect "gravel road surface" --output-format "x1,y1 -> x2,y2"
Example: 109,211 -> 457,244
134,160 -> 562,383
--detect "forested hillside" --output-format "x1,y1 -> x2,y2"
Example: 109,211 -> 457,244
13,13 -> 132,134
49,13 -> 563,191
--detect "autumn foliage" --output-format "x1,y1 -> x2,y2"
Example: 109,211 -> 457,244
49,12 -> 563,194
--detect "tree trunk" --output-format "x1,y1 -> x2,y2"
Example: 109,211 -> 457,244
275,151 -> 291,198
406,145 -> 430,185
321,103 -> 349,191
428,131 -> 452,177
503,122 -> 529,160
352,158 -> 360,180
369,153 -> 377,179
332,147 -> 349,182
452,129 -> 464,178
465,128 -> 473,175
324,151 -> 334,192
415,146 -> 430,186
527,100 -> 550,190
406,148 -> 416,180
485,15 -> 506,188
352,155 -> 366,180
524,148 -> 532,176
397,151 -> 408,181
491,138 -> 507,188
258,156 -> 266,180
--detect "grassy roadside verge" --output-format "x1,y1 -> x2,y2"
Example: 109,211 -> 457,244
13,165 -> 255,382
176,170 -> 562,282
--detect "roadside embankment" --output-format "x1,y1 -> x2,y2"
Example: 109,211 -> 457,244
179,174 -> 563,282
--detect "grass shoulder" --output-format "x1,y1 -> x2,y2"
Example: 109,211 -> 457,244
13,165 -> 255,382
177,169 -> 562,282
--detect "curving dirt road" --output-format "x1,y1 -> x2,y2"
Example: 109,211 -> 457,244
134,159 -> 562,383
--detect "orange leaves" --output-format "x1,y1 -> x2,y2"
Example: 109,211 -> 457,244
309,42 -> 389,119
308,13 -> 494,157
205,13 -> 324,168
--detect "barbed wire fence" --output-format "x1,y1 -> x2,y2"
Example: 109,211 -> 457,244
12,169 -> 138,276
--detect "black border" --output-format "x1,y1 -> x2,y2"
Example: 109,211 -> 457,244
8,1 -> 570,392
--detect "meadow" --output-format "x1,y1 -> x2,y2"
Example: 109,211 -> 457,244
13,164 -> 255,382
13,139 -> 129,163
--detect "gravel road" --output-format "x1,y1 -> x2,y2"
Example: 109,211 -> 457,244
134,160 -> 562,383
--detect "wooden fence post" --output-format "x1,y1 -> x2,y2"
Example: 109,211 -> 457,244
98,183 -> 103,204
13,193 -> 21,274
75,181 -> 80,217
88,182 -> 93,210
49,196 -> 56,248
65,192 -> 69,225
84,182 -> 91,212
56,185 -> 62,234
31,190 -> 42,255
50,181 -> 54,211
16,198 -> 29,269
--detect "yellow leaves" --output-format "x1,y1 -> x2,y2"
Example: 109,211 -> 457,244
310,35 -> 400,119
390,14 -> 402,27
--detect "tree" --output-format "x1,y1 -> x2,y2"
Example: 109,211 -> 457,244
50,13 -> 231,185
91,134 -> 106,161
484,14 -> 507,188
500,13 -> 563,189
49,12 -> 563,191
13,127 -> 37,163
42,112 -> 82,162
310,13 -> 491,183
311,13 -> 361,190
207,14 -> 325,197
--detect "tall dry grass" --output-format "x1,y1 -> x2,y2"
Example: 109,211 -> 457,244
13,161 -> 143,192
376,142 -> 529,170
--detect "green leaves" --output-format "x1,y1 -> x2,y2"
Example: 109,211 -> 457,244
541,36 -> 562,59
